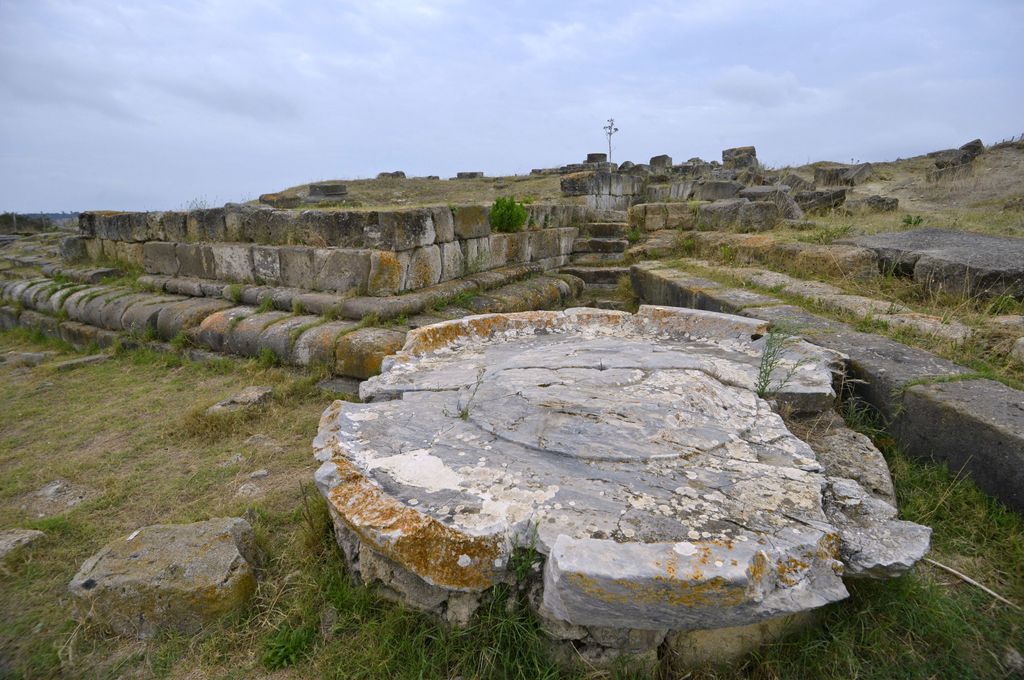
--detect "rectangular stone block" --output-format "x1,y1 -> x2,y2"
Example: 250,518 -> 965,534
431,207 -> 455,243
404,245 -> 442,291
439,241 -> 464,282
453,205 -> 490,240
279,246 -> 316,289
367,251 -> 410,297
185,208 -> 226,242
160,212 -> 188,242
211,244 -> 255,283
175,243 -> 216,279
312,249 -> 371,293
894,379 -> 1024,513
529,230 -> 560,262
488,234 -> 510,270
84,238 -> 103,261
115,241 -> 145,267
372,209 -> 436,252
251,246 -> 281,285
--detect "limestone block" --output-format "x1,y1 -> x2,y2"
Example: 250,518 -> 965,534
155,298 -> 234,340
335,327 -> 407,379
488,234 -> 509,269
175,243 -> 216,279
431,207 -> 455,243
185,208 -> 226,242
224,311 -> 290,357
60,236 -> 87,263
278,246 -> 316,289
143,242 -> 179,276
68,518 -> 258,638
256,315 -> 318,361
367,250 -> 410,297
404,245 -> 442,291
376,209 -> 436,252
292,321 -> 359,367
312,249 -> 370,294
695,180 -> 744,201
251,246 -> 281,284
439,241 -> 464,282
461,237 -> 491,273
84,237 -> 103,261
453,205 -> 490,240
210,244 -> 255,283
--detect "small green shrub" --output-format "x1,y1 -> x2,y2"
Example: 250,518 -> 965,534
902,214 -> 924,227
489,196 -> 528,233
625,226 -> 643,244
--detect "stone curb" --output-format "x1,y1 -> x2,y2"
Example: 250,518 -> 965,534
631,262 -> 1024,512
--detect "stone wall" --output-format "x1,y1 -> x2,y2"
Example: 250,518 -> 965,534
64,204 -> 586,297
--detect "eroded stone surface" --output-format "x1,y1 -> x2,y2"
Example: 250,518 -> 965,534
314,307 -> 930,646
68,518 -> 258,638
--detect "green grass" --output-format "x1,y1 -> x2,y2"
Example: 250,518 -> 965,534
1,330 -> 1022,679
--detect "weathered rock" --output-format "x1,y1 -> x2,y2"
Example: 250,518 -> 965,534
847,195 -> 899,213
308,181 -> 348,198
823,478 -> 931,578
315,307 -> 927,649
207,386 -> 273,415
19,478 -> 97,518
794,188 -> 847,213
68,518 -> 258,638
51,354 -> 109,372
1011,337 -> 1024,363
649,154 -> 673,170
814,164 -> 871,187
781,173 -> 814,192
0,529 -> 45,562
334,327 -> 407,379
845,228 -> 1024,299
722,146 -> 757,170
694,180 -> 744,201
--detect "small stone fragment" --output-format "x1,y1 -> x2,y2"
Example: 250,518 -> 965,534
0,529 -> 45,562
207,386 -> 273,415
51,354 -> 109,372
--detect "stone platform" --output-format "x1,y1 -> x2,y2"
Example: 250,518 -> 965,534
313,307 -> 929,665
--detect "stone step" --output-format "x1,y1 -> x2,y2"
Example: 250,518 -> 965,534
558,266 -> 629,285
571,253 -> 628,266
138,263 -> 548,322
589,209 -> 628,222
583,222 -> 629,238
1,271 -> 582,381
573,238 -> 629,254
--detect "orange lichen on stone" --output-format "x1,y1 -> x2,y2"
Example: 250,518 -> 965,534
326,457 -> 501,591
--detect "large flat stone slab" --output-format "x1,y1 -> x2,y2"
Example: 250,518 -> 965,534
845,228 -> 1024,299
314,308 -> 928,652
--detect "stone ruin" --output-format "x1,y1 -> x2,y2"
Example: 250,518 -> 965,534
313,306 -> 930,665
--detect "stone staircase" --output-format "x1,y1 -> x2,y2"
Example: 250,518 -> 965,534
561,210 -> 637,309
571,213 -> 631,266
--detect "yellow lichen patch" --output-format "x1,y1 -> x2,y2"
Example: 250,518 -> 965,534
196,310 -> 236,337
567,569 -> 747,609
774,557 -> 810,587
404,311 -> 565,356
326,457 -> 500,590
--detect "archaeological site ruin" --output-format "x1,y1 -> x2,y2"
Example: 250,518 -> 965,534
3,138 -> 1023,677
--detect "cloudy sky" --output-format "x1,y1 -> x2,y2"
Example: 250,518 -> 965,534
1,0 -> 1021,212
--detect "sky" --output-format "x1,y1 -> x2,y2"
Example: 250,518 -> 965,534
1,0 -> 1021,212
